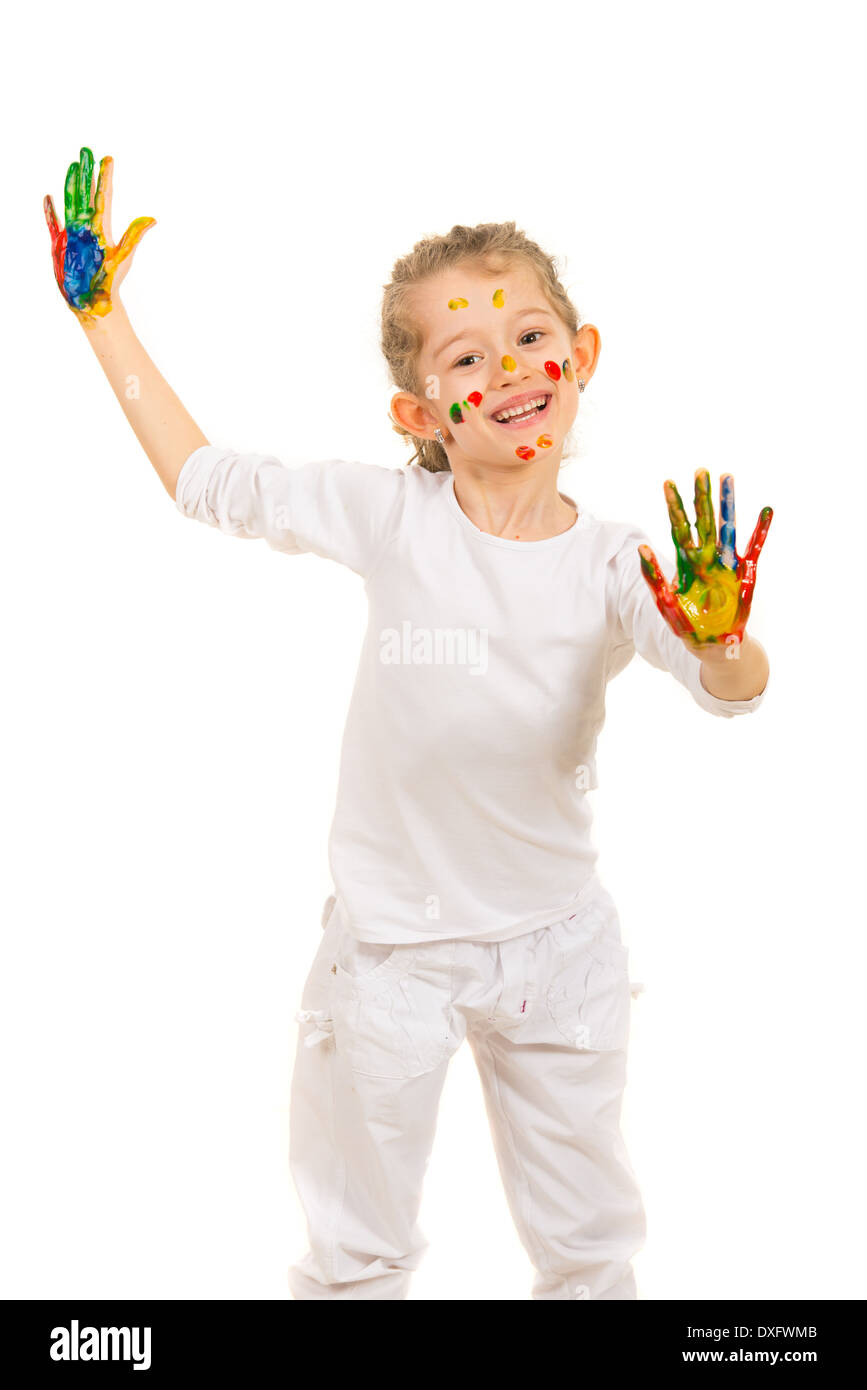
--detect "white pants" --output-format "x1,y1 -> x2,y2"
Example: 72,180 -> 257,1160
289,877 -> 646,1300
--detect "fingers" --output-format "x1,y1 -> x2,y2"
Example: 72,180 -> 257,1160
43,193 -> 60,243
106,215 -> 157,273
694,469 -> 716,551
664,478 -> 693,551
63,147 -> 96,225
638,544 -> 695,640
64,157 -> 79,225
738,505 -> 773,612
719,473 -> 736,571
78,147 -> 95,220
663,478 -> 697,592
44,193 -> 67,294
92,155 -> 113,243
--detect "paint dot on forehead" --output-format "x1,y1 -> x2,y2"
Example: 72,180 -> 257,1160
447,298 -> 469,310
544,360 -> 561,381
492,288 -> 505,308
516,445 -> 535,460
449,402 -> 464,423
502,355 -> 516,372
536,435 -> 553,448
467,391 -> 483,407
562,358 -> 574,381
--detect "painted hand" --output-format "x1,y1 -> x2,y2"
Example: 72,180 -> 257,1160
44,146 -> 156,323
638,471 -> 773,650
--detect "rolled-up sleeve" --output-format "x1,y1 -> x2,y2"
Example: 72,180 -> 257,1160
606,523 -> 768,718
174,445 -> 407,578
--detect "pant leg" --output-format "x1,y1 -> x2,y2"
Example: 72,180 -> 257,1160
288,899 -> 453,1300
461,880 -> 646,1300
468,1030 -> 646,1299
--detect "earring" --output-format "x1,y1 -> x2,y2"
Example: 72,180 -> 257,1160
435,427 -> 446,445
578,379 -> 585,392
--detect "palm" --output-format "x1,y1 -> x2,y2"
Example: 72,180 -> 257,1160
638,470 -> 773,649
44,146 -> 155,322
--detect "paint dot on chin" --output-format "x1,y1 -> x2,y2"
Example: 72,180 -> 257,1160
536,435 -> 553,448
544,360 -> 561,381
516,445 -> 535,460
447,297 -> 469,310
502,355 -> 516,372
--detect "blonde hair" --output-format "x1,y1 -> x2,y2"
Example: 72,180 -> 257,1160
380,221 -> 583,473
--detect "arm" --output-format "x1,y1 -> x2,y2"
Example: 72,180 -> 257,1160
45,146 -> 207,500
80,301 -> 208,502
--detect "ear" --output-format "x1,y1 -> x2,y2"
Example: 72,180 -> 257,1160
390,390 -> 438,438
572,323 -> 601,383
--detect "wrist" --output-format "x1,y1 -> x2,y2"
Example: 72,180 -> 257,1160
78,296 -> 130,340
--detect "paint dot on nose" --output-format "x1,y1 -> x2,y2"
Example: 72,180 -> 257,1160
502,355 -> 516,372
516,445 -> 535,460
492,288 -> 505,307
467,391 -> 483,407
536,434 -> 553,448
562,358 -> 574,381
544,360 -> 561,381
448,298 -> 469,310
449,402 -> 464,423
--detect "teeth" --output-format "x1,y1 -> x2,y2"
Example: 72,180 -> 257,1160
495,395 -> 547,422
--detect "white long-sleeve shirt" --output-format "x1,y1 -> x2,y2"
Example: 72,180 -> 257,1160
175,447 -> 767,943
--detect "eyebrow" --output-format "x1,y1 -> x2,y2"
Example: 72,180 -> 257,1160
432,305 -> 555,361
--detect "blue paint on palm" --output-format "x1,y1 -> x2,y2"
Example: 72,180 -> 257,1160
63,226 -> 104,309
720,474 -> 736,570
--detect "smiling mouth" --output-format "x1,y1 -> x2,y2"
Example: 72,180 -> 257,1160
492,394 -> 552,428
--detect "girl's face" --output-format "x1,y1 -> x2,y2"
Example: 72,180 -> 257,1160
400,261 -> 598,468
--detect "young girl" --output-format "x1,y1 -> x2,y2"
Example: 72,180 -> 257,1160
45,148 -> 772,1301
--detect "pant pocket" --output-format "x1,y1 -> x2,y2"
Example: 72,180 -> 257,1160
331,953 -> 452,1080
335,935 -> 401,979
546,935 -> 632,1051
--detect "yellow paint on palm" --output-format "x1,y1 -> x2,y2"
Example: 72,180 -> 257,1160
492,288 -> 505,307
502,355 -> 516,372
448,298 -> 469,310
675,565 -> 741,640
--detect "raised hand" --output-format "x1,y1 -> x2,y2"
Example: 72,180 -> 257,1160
638,470 -> 773,650
44,146 -> 156,323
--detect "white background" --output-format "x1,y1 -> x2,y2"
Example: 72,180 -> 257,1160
3,0 -> 864,1300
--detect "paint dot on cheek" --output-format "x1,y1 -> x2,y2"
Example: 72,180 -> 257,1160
447,298 -> 469,310
492,288 -> 505,308
502,355 -> 516,372
536,435 -> 552,448
449,402 -> 464,424
516,446 -> 535,460
467,391 -> 483,408
544,360 -> 561,381
562,358 -> 574,381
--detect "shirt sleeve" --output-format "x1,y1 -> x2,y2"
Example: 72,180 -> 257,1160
174,444 -> 407,579
605,523 -> 768,718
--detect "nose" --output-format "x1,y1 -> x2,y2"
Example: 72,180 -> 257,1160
494,352 -> 531,388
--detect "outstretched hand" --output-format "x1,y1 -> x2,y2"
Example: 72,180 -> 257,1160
44,146 -> 156,323
638,470 -> 773,652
